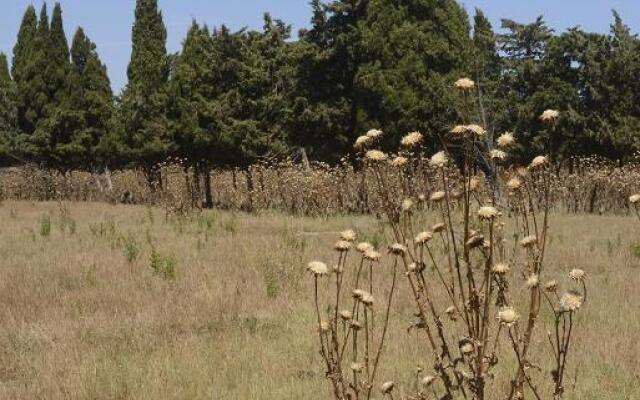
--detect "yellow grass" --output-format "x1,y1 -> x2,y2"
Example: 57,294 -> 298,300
0,201 -> 638,399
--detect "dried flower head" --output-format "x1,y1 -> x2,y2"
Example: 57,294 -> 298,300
364,249 -> 382,261
320,321 -> 330,332
545,280 -> 558,292
366,150 -> 387,162
352,289 -> 366,300
391,156 -> 408,167
569,268 -> 586,281
450,125 -> 467,136
526,274 -> 539,288
366,129 -> 384,139
415,231 -> 434,245
530,155 -> 548,169
356,242 -> 373,253
478,206 -> 499,220
339,310 -> 353,320
454,77 -> 475,90
430,191 -> 446,202
466,234 -> 484,249
497,307 -> 519,325
540,109 -> 560,123
492,263 -> 510,274
361,293 -> 375,306
429,151 -> 448,168
402,198 -> 414,212
389,243 -> 407,255
466,124 -> 487,136
381,381 -> 395,394
422,375 -> 436,387
630,194 -> 640,204
401,131 -> 423,148
560,291 -> 583,312
340,229 -> 357,242
497,132 -> 516,148
506,176 -> 522,191
354,135 -> 372,150
490,149 -> 507,161
460,341 -> 474,354
334,240 -> 351,252
350,362 -> 364,372
307,261 -> 328,276
520,235 -> 538,248
432,223 -> 446,233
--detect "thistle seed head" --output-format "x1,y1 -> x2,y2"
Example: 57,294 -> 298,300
454,77 -> 475,90
307,261 -> 328,276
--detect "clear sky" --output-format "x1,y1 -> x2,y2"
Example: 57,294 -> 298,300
1,1 -> 639,93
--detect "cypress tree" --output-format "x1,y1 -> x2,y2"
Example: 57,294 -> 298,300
0,54 -> 10,82
291,0 -> 366,161
356,0 -> 472,148
473,9 -> 501,141
38,2 -> 82,170
119,0 -> 172,185
0,53 -> 18,162
48,3 -> 72,105
58,28 -> 113,170
14,3 -> 52,161
12,5 -> 38,138
11,5 -> 37,83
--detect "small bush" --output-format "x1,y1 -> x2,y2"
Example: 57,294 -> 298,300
149,247 -> 176,280
39,215 -> 51,237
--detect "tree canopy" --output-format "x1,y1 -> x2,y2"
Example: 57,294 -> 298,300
1,1 -> 640,173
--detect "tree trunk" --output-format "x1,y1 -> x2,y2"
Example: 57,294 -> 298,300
203,165 -> 213,209
245,168 -> 255,212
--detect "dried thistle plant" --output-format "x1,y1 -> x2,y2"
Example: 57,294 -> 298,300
308,229 -> 398,400
309,81 -> 588,400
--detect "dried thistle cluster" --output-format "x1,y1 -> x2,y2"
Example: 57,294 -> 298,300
2,152 -> 639,217
308,229 -> 398,400
308,79 -> 589,400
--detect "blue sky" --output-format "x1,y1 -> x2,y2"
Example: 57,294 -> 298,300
1,1 -> 639,93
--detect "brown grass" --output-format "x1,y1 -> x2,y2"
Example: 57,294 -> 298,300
0,201 -> 638,399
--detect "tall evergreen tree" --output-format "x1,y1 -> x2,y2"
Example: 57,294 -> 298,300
119,0 -> 172,183
583,12 -> 640,159
11,5 -> 37,83
47,3 -> 72,106
0,55 -> 9,82
356,0 -> 472,149
12,5 -> 38,137
497,16 -> 555,160
0,53 -> 18,162
472,9 -> 501,142
36,2 -> 83,170
54,27 -> 114,170
13,3 -> 53,162
291,0 -> 366,161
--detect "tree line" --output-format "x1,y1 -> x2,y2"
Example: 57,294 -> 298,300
1,0 -> 639,179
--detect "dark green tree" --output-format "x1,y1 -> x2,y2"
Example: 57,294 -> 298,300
581,12 -> 640,159
0,53 -> 18,162
35,2 -> 84,170
290,0 -> 367,161
12,5 -> 39,138
497,16 -> 556,160
11,5 -> 37,82
119,0 -> 172,185
54,27 -> 114,170
356,0 -> 472,149
473,9 -> 502,141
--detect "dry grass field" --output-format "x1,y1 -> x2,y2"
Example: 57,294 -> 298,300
0,200 -> 638,399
